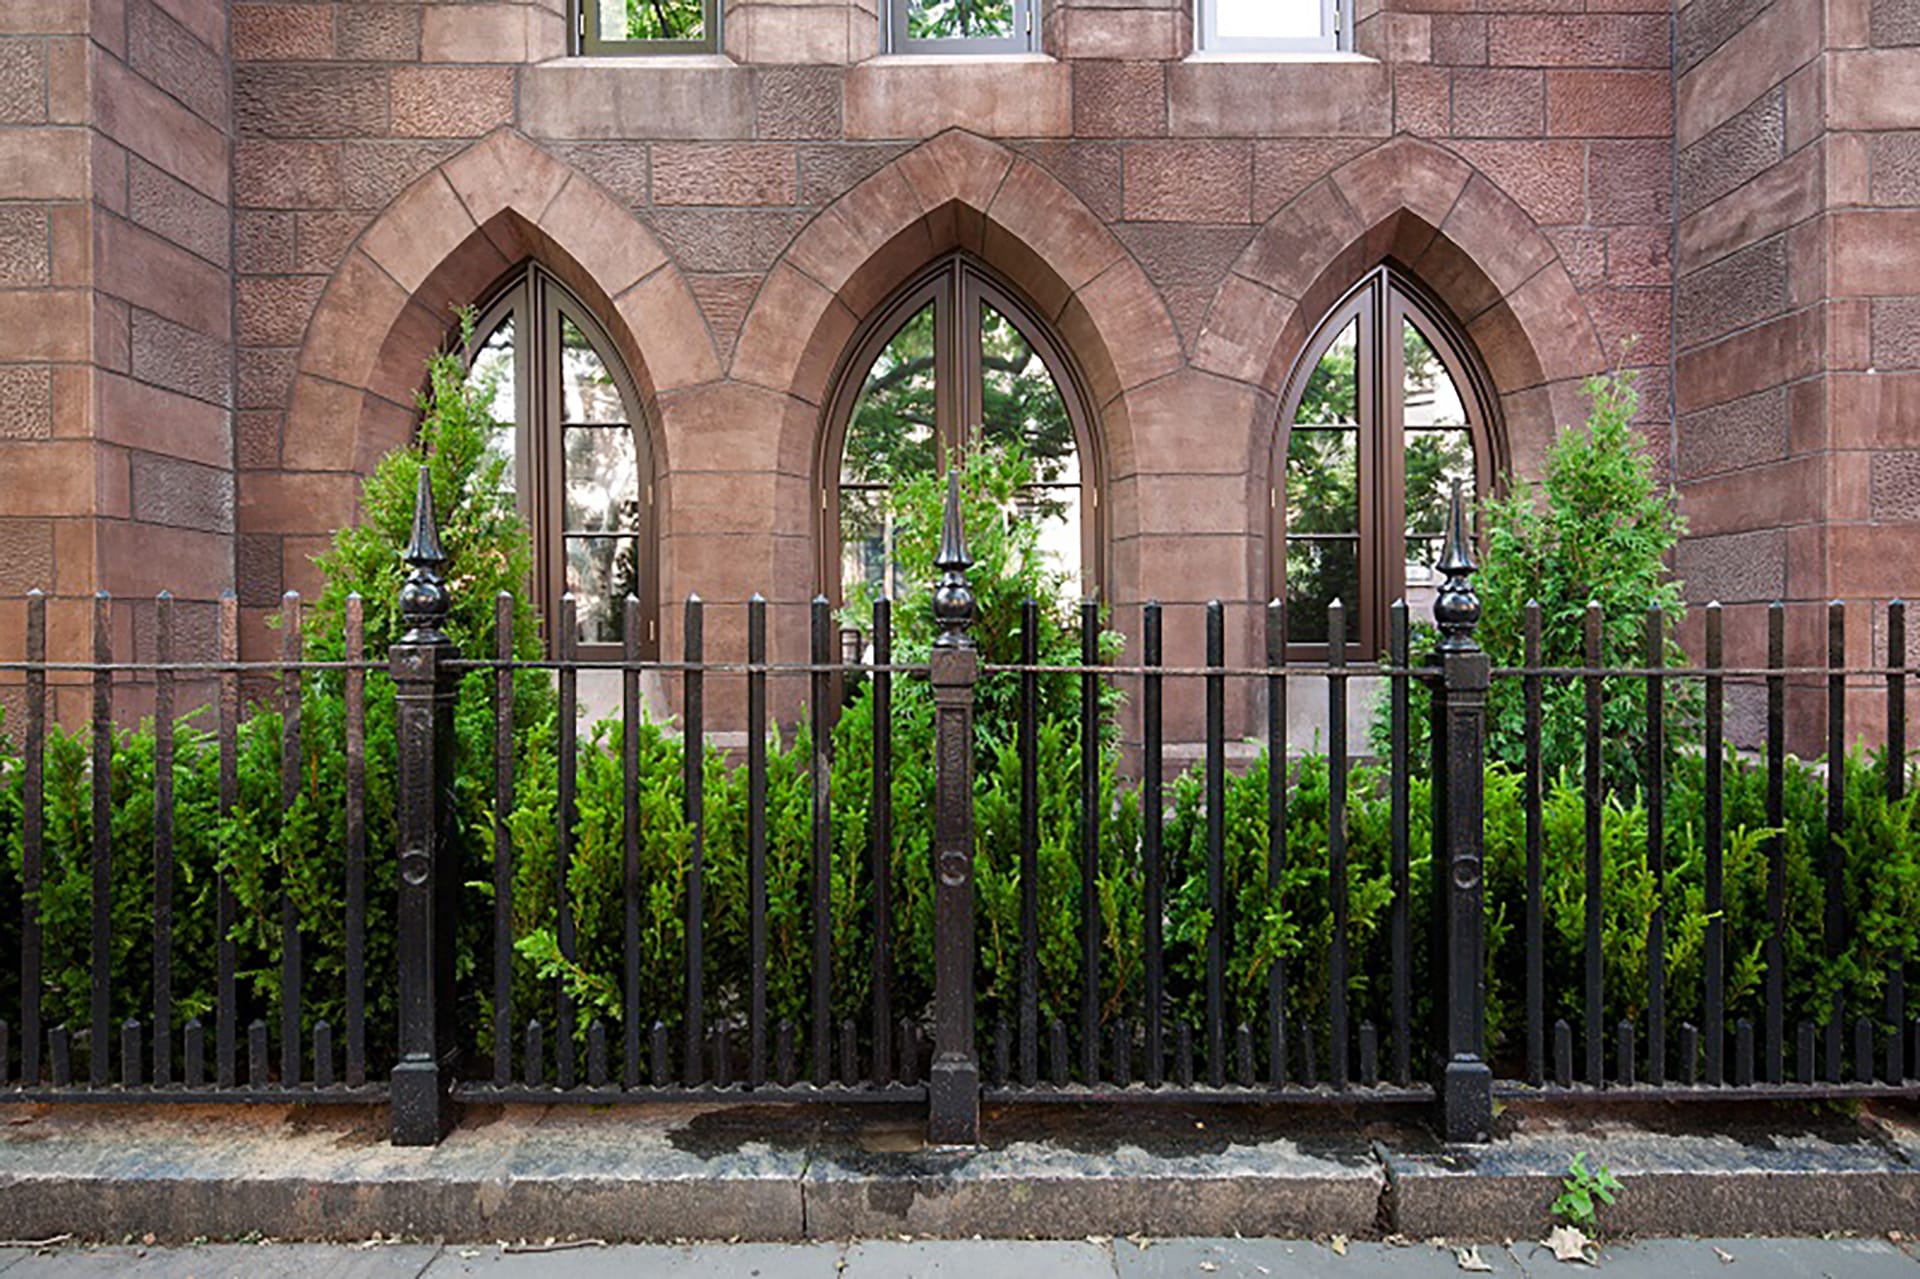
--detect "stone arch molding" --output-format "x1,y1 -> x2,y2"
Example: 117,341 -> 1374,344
287,128 -> 718,477
733,129 -> 1181,503
1193,135 -> 1607,484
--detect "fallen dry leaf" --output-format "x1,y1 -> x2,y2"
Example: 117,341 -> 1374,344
1543,1225 -> 1595,1265
1331,1235 -> 1349,1256
1713,1246 -> 1734,1264
1457,1245 -> 1494,1272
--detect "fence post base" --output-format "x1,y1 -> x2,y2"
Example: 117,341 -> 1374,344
1440,1057 -> 1493,1144
929,1054 -> 980,1145
390,1058 -> 456,1146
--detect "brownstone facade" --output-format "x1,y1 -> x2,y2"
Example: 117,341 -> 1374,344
1,0 -> 1913,738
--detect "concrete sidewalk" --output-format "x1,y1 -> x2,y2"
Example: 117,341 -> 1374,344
1,1236 -> 1917,1278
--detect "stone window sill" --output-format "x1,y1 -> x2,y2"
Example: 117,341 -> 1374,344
863,52 -> 1055,66
543,52 -> 736,67
1183,50 -> 1375,64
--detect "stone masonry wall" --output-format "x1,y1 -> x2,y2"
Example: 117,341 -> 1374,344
0,0 -> 234,720
196,0 -> 1676,747
1673,0 -> 1920,748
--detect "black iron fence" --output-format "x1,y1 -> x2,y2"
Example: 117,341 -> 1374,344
2,470 -> 1918,1144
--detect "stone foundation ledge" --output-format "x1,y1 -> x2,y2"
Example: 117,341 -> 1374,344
0,1098 -> 1913,1243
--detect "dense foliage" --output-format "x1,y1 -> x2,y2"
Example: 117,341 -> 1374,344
1,348 -> 1913,1087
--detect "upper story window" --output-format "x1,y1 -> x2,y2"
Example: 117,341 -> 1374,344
467,264 -> 657,657
1271,268 -> 1498,658
823,255 -> 1096,605
884,0 -> 1037,54
576,0 -> 718,54
1199,0 -> 1347,53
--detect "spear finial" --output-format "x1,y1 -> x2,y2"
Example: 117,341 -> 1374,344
932,469 -> 975,650
399,464 -> 451,646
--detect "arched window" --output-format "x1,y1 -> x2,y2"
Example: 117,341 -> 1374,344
1272,267 -> 1500,657
466,263 -> 657,657
821,255 -> 1099,604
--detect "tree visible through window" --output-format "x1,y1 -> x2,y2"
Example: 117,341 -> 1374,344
581,0 -> 715,51
887,0 -> 1032,51
829,257 -> 1092,604
1277,268 -> 1493,654
466,265 -> 655,656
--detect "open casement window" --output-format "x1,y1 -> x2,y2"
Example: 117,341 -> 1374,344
884,0 -> 1037,53
1273,267 -> 1499,660
1198,0 -> 1347,52
577,0 -> 718,53
823,255 -> 1098,606
467,264 -> 657,659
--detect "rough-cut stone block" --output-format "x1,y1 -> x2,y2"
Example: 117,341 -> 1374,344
131,307 -> 231,407
237,347 -> 296,410
798,143 -> 907,205
0,207 -> 49,287
0,365 -> 53,439
235,211 -> 293,274
0,520 -> 55,594
339,139 -> 461,210
1488,14 -> 1667,67
236,64 -> 388,139
1870,452 -> 1920,520
1679,0 -> 1769,73
333,4 -> 421,61
1678,385 -> 1789,479
237,275 -> 326,348
1874,297 -> 1920,369
754,66 -> 842,141
390,66 -> 512,137
1430,13 -> 1487,65
231,3 -> 330,60
1678,233 -> 1788,349
1122,141 -> 1249,223
1072,60 -> 1165,138
1876,0 -> 1920,45
235,140 -> 341,210
653,143 -> 797,206
0,37 -> 45,124
686,273 -> 759,360
1450,69 -> 1543,137
1679,88 -> 1784,218
130,156 -> 230,268
131,452 -> 234,533
1588,138 -> 1670,225
1676,527 -> 1787,602
650,207 -> 810,273
1678,140 -> 1820,274
1251,138 -> 1373,221
1394,64 -> 1449,136
1450,140 -> 1586,225
1547,69 -> 1671,137
1606,224 -> 1670,286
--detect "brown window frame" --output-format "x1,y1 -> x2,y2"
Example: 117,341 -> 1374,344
466,263 -> 660,661
817,253 -> 1105,608
1269,265 -> 1505,662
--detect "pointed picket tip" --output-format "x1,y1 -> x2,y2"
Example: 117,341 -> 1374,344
935,468 -> 971,573
404,465 -> 445,570
749,591 -> 766,605
1436,478 -> 1475,576
686,592 -> 702,605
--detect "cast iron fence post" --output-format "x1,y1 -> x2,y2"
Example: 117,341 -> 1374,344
1430,480 -> 1492,1142
928,471 -> 980,1144
391,466 -> 461,1145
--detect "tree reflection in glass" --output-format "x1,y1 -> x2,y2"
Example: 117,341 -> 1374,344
841,304 -> 937,602
611,0 -> 705,39
982,303 -> 1079,584
1286,319 -> 1360,644
560,317 -> 640,644
908,0 -> 1014,38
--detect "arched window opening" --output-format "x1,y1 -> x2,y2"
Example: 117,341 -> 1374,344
467,263 -> 657,658
824,256 -> 1098,605
1274,266 -> 1499,658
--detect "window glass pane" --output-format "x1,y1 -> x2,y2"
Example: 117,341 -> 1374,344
561,317 -> 625,425
1403,321 -> 1466,427
1404,427 -> 1474,538
840,486 -> 898,602
602,0 -> 705,39
567,536 -> 641,644
1286,539 -> 1360,645
980,302 -> 1076,482
564,426 -> 639,533
843,303 -> 937,489
908,0 -> 1013,39
471,314 -> 517,491
1215,0 -> 1324,42
1017,483 -> 1081,586
1297,318 -> 1358,425
1286,428 -> 1359,534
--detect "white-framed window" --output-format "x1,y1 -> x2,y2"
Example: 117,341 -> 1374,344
884,0 -> 1037,54
1198,0 -> 1346,53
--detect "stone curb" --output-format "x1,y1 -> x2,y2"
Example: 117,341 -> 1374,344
0,1100 -> 1914,1243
